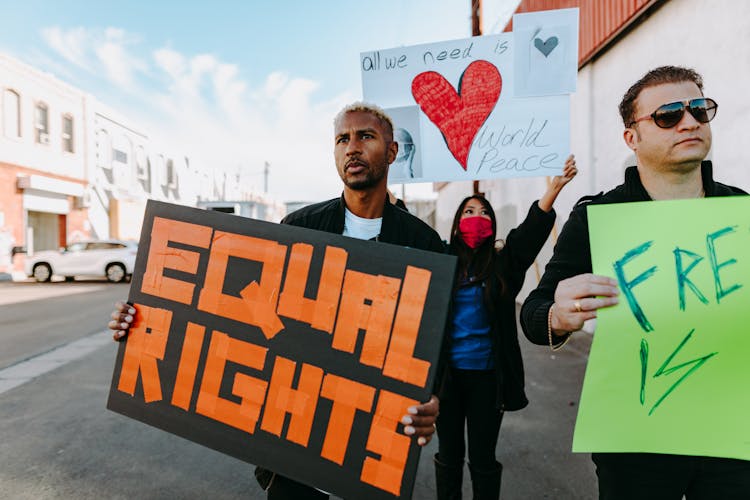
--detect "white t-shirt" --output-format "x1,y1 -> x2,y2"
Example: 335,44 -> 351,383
342,207 -> 382,241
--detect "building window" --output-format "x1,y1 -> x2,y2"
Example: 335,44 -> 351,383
154,154 -> 165,185
112,133 -> 131,166
112,148 -> 128,164
96,129 -> 112,169
165,158 -> 176,188
135,146 -> 147,180
62,114 -> 74,153
3,89 -> 21,138
35,102 -> 49,144
142,157 -> 152,194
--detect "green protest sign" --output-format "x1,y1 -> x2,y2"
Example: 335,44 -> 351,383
573,196 -> 750,460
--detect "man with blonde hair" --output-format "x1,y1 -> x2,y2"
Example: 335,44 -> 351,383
111,102 -> 444,499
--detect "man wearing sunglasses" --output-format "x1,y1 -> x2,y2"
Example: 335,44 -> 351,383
521,65 -> 749,499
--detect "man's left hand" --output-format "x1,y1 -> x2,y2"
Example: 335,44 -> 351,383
401,395 -> 439,446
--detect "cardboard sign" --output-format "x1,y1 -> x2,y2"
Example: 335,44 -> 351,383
360,9 -> 578,184
573,197 -> 750,460
107,200 -> 456,500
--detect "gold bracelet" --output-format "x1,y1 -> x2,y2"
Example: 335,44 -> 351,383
547,304 -> 571,351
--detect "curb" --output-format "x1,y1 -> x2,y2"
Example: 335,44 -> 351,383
0,271 -> 28,282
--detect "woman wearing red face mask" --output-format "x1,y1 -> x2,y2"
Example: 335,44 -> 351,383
434,155 -> 577,500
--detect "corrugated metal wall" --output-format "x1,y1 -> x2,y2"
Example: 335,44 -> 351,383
505,0 -> 662,67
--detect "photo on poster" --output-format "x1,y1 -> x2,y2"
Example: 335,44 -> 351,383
385,105 -> 423,183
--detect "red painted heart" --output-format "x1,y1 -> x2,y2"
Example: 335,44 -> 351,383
411,60 -> 502,170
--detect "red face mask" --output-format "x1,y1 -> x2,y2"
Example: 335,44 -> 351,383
458,216 -> 493,248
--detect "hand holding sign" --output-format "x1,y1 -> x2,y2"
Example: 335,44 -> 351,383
402,394 -> 439,445
551,273 -> 620,335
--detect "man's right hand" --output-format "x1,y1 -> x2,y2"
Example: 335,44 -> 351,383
551,273 -> 619,335
109,301 -> 136,341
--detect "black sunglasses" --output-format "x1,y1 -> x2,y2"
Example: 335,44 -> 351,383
629,97 -> 718,129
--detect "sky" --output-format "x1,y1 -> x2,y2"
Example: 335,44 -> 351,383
0,0 -> 521,202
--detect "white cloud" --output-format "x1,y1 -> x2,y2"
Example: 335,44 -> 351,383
39,25 -> 355,202
96,28 -> 147,89
145,47 -> 357,202
143,40 -> 369,200
41,26 -> 93,71
41,26 -> 148,92
153,48 -> 185,81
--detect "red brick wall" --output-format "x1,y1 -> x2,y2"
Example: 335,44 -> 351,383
505,0 -> 662,67
65,204 -> 91,243
0,164 -> 26,272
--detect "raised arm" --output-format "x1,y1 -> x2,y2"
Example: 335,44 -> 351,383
538,154 -> 577,212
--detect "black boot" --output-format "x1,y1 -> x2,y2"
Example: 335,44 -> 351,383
434,453 -> 464,500
468,460 -> 502,500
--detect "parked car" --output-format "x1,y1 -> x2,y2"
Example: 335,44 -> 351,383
24,240 -> 138,283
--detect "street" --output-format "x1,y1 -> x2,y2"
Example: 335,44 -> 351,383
0,281 -> 597,499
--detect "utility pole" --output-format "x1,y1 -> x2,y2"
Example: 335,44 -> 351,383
471,0 -> 482,37
471,0 -> 482,195
264,161 -> 269,193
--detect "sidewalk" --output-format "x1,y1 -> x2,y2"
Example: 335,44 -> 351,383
408,307 -> 597,499
0,270 -> 28,282
0,280 -> 110,306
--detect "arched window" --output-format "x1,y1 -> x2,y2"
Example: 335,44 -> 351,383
112,134 -> 130,166
112,134 -> 133,188
96,129 -> 112,169
135,145 -> 148,180
3,89 -> 21,139
35,102 -> 49,144
155,154 -> 165,185
165,158 -> 176,188
62,114 -> 74,153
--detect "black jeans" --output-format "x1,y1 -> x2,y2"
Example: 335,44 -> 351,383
593,452 -> 750,500
436,368 -> 503,468
265,472 -> 328,500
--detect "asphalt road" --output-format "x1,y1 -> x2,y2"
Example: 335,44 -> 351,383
0,281 -> 597,499
0,281 -> 129,369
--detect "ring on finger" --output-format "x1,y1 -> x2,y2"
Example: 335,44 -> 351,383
574,300 -> 582,313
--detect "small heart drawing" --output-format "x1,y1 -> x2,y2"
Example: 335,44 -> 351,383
534,36 -> 559,57
411,60 -> 501,170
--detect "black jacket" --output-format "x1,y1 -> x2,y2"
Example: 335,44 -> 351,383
437,201 -> 556,411
521,161 -> 747,345
282,194 -> 445,252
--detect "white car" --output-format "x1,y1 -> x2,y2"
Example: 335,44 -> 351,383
24,240 -> 138,283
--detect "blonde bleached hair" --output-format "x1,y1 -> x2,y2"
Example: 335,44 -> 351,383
333,102 -> 394,142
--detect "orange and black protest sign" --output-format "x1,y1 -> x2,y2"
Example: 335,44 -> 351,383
107,200 -> 456,500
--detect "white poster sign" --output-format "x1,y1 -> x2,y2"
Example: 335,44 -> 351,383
361,9 -> 578,184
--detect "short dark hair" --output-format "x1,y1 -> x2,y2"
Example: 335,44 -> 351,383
619,66 -> 704,127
